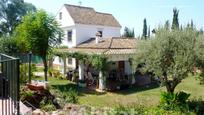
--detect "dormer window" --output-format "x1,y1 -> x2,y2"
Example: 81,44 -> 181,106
67,30 -> 72,42
59,12 -> 62,20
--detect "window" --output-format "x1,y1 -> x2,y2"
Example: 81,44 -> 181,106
68,58 -> 72,65
97,31 -> 103,37
67,30 -> 72,42
59,12 -> 62,20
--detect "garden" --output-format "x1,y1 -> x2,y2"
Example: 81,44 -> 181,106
20,69 -> 204,114
1,1 -> 204,114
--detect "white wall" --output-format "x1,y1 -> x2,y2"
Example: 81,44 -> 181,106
56,6 -> 75,28
61,27 -> 77,48
75,24 -> 121,45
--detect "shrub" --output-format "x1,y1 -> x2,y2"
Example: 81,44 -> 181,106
196,72 -> 204,85
188,97 -> 204,115
20,86 -> 34,101
20,63 -> 35,83
62,88 -> 78,104
109,104 -> 146,115
40,97 -> 56,111
48,68 -> 65,79
20,64 -> 29,83
160,91 -> 190,111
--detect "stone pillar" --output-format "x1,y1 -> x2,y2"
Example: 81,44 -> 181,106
99,71 -> 106,91
78,61 -> 84,80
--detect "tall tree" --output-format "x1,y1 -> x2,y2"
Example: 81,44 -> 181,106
142,18 -> 147,38
164,20 -> 170,30
171,8 -> 179,30
199,28 -> 204,34
123,27 -> 135,38
148,25 -> 150,38
15,10 -> 62,81
0,0 -> 36,36
190,19 -> 194,29
135,27 -> 204,93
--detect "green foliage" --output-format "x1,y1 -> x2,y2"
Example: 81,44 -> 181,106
160,91 -> 190,105
48,68 -> 65,80
0,36 -> 19,53
40,97 -> 56,111
51,88 -> 78,106
135,27 -> 204,93
171,8 -> 179,30
0,0 -> 36,36
54,51 -> 108,72
122,27 -> 135,38
196,71 -> 204,84
110,105 -> 145,115
62,88 -> 78,104
142,18 -> 147,38
15,10 -> 63,81
160,91 -> 190,111
20,63 -> 36,83
188,97 -> 204,115
20,86 -> 34,101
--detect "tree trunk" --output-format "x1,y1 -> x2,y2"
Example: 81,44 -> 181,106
166,83 -> 176,93
48,57 -> 53,69
163,72 -> 178,93
42,56 -> 48,81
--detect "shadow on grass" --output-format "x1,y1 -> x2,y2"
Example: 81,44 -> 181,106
113,83 -> 160,95
51,83 -> 106,97
188,98 -> 204,115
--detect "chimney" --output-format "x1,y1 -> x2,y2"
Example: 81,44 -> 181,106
95,32 -> 101,44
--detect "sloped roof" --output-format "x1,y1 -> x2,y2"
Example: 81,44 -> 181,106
77,37 -> 136,49
64,4 -> 121,27
57,37 -> 136,55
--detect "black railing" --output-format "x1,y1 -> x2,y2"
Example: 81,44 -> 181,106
0,54 -> 20,115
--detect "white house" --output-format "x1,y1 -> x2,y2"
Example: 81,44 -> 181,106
53,4 -> 149,92
53,4 -> 121,69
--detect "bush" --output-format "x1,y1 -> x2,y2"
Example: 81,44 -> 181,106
62,88 -> 78,104
48,68 -> 65,80
20,86 -> 34,101
40,97 -> 56,111
196,72 -> 204,84
160,91 -> 190,111
188,97 -> 204,115
20,63 -> 35,83
110,105 -> 145,115
20,64 -> 29,83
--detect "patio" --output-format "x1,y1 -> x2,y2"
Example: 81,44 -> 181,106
55,37 -> 137,92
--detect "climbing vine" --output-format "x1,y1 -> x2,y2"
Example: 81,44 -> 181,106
54,49 -> 108,71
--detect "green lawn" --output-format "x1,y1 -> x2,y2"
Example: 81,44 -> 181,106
33,75 -> 204,107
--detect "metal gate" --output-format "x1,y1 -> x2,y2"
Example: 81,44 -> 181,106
0,54 -> 20,115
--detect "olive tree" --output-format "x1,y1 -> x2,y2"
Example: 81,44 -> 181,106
134,27 -> 204,93
15,10 -> 62,81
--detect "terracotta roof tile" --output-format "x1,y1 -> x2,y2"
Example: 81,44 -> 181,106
57,37 -> 137,55
64,4 -> 121,27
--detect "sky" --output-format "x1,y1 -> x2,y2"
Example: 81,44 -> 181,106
24,0 -> 204,36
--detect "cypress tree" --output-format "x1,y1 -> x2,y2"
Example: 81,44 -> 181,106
164,20 -> 170,30
171,8 -> 179,30
148,26 -> 150,38
142,18 -> 147,38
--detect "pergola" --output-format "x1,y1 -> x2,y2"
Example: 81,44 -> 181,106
55,37 -> 137,91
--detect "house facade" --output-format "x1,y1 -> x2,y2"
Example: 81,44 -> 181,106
53,4 -> 121,69
53,4 -> 147,92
